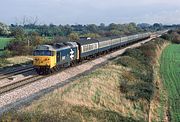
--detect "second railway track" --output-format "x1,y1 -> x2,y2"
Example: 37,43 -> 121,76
0,59 -> 90,95
0,75 -> 45,95
0,36 -> 160,96
0,67 -> 34,80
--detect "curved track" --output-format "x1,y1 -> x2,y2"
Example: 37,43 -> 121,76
0,36 -> 157,96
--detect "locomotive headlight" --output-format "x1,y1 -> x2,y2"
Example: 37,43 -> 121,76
34,58 -> 39,62
44,58 -> 50,61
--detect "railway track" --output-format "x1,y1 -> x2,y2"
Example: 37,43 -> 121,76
0,75 -> 45,95
0,36 -> 157,96
0,60 -> 87,95
0,67 -> 34,80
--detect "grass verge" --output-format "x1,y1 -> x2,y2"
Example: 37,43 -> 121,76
160,44 -> 180,122
0,38 -> 169,121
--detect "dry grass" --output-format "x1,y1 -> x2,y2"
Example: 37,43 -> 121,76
7,56 -> 33,65
20,63 -> 146,120
148,41 -> 169,122
1,59 -> 147,121
1,38 -> 169,122
0,56 -> 32,68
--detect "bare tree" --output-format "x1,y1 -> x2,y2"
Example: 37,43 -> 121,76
15,16 -> 39,26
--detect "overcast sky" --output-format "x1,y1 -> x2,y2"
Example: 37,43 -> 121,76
0,0 -> 180,25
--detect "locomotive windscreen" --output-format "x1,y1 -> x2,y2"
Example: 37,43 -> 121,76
33,50 -> 53,56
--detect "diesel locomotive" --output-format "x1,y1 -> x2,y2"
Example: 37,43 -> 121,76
33,32 -> 151,74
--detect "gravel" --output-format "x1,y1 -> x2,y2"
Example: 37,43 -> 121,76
0,70 -> 36,87
0,38 -> 154,115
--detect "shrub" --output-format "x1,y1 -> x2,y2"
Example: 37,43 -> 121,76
123,48 -> 148,64
171,32 -> 180,44
120,80 -> 128,93
1,49 -> 12,58
117,38 -> 166,101
161,30 -> 180,44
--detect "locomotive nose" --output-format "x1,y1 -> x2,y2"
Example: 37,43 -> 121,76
34,57 -> 51,66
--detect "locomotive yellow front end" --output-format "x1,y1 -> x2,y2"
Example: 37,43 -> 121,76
33,45 -> 56,74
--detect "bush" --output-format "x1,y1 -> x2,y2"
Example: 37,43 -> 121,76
1,49 -> 12,58
161,30 -> 180,44
120,80 -> 128,93
123,48 -> 148,64
116,38 -> 166,101
7,31 -> 45,56
171,32 -> 180,44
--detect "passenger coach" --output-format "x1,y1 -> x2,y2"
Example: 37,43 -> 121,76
33,32 -> 151,74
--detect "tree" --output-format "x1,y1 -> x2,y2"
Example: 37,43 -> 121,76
68,32 -> 79,40
81,33 -> 101,39
63,25 -> 73,36
153,23 -> 163,30
99,23 -> 106,30
127,23 -> 137,33
28,32 -> 44,46
37,24 -> 49,36
11,27 -> 26,40
52,36 -> 69,43
15,16 -> 39,26
108,23 -> 119,30
110,30 -> 123,36
0,22 -> 11,36
86,24 -> 98,33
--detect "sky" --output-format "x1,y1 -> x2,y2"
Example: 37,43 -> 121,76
0,0 -> 180,25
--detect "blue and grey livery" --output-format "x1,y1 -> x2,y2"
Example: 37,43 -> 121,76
33,32 -> 151,74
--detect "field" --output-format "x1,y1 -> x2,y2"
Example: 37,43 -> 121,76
0,37 -> 13,56
0,37 -> 12,49
160,44 -> 180,121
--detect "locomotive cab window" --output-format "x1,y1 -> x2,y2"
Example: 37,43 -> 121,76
33,50 -> 53,56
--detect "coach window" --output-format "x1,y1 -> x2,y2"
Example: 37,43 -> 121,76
83,45 -> 87,52
89,44 -> 93,50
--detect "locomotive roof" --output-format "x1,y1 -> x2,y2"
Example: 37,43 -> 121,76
53,42 -> 78,49
35,45 -> 56,51
35,42 -> 78,51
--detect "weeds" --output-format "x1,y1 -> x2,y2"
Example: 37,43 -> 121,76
92,88 -> 101,104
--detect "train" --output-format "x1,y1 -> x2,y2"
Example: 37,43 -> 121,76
33,32 -> 151,74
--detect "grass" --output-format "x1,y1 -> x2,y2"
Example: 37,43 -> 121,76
0,58 -> 148,121
0,56 -> 32,68
160,44 -> 180,122
0,37 -> 13,49
0,37 -> 13,56
0,38 -> 169,121
1,104 -> 141,122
